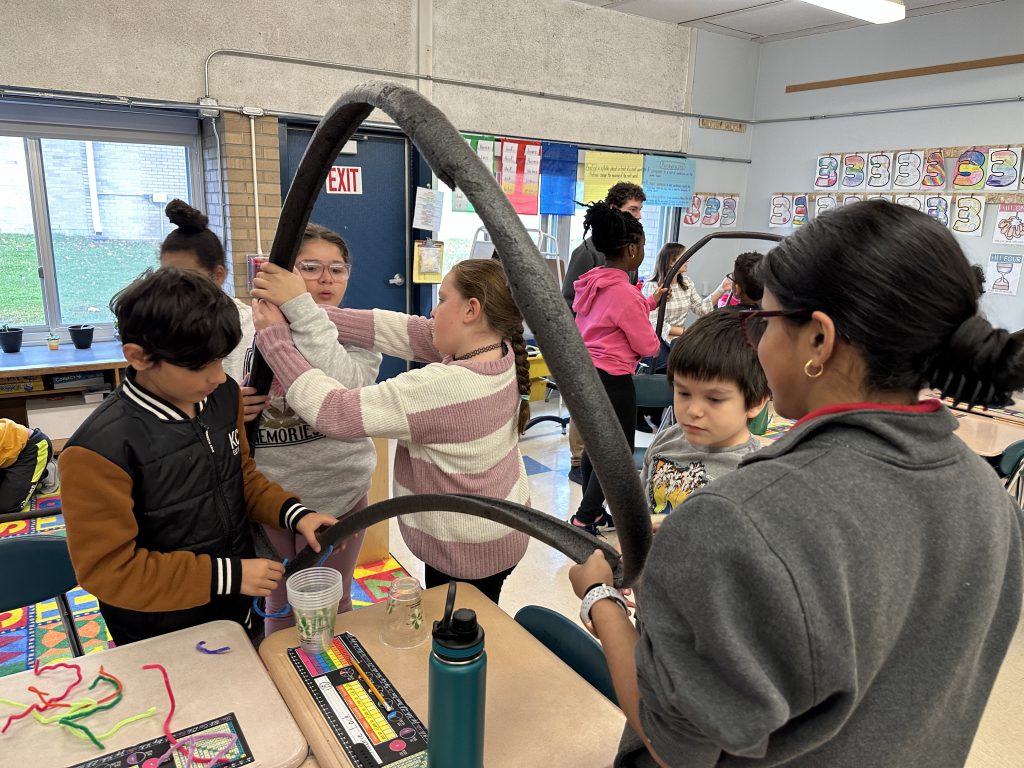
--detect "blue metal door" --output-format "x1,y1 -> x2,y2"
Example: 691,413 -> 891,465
281,127 -> 410,381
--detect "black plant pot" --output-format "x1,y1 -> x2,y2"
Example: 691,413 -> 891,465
0,328 -> 23,353
68,324 -> 95,350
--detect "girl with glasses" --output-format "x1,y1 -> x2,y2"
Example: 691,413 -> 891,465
569,199 -> 1024,767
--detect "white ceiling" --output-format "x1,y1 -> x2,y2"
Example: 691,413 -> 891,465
571,0 -> 1008,42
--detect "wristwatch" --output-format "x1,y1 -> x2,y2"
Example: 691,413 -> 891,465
579,584 -> 629,633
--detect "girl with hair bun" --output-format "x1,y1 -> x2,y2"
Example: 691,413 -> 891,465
251,258 -> 530,604
569,199 -> 1024,767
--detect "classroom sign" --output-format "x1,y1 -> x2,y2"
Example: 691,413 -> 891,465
326,166 -> 362,195
993,203 -> 1024,245
642,156 -> 696,208
583,151 -> 644,205
986,253 -> 1023,297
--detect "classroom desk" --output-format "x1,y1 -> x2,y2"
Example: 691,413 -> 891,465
952,411 -> 1024,457
260,584 -> 627,768
0,621 -> 307,768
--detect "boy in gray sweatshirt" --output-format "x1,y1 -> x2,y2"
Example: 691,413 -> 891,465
642,312 -> 769,521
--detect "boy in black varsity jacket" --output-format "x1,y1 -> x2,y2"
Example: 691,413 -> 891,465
60,267 -> 336,645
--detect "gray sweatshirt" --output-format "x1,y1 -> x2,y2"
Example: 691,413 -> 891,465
619,404 -> 1023,767
641,424 -> 761,515
226,293 -> 381,519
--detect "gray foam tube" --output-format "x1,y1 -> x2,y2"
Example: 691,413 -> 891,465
255,80 -> 650,586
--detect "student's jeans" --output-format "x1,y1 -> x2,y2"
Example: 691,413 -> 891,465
262,495 -> 367,637
576,368 -> 636,525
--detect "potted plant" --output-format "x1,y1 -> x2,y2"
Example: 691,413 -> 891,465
68,324 -> 95,350
0,324 -> 24,354
46,331 -> 60,351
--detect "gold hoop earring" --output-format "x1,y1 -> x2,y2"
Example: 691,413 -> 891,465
804,359 -> 825,379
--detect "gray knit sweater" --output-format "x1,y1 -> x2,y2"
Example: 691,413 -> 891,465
618,403 -> 1023,767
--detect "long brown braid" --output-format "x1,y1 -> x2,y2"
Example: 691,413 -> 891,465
449,259 -> 531,434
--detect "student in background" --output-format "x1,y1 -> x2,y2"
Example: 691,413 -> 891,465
719,251 -> 764,311
60,268 -> 336,645
0,419 -> 58,516
568,202 -> 666,537
562,182 -> 646,485
252,258 -> 530,604
568,200 -> 1024,767
642,311 -> 768,520
243,225 -> 381,635
642,242 -> 730,344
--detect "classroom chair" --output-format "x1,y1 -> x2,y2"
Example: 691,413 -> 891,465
514,604 -> 618,705
0,535 -> 84,657
632,370 -> 673,470
524,377 -> 570,435
1000,439 -> 1024,504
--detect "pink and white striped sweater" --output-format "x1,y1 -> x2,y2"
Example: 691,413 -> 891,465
256,306 -> 530,579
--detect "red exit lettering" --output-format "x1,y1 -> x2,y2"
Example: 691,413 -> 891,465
326,166 -> 363,194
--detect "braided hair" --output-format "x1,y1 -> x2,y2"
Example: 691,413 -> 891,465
449,259 -> 531,434
583,201 -> 644,262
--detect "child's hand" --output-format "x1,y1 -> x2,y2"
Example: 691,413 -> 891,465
296,512 -> 339,553
240,386 -> 270,423
651,286 -> 671,303
252,262 -> 307,306
251,298 -> 287,331
719,277 -> 733,293
568,549 -> 615,599
240,558 -> 285,597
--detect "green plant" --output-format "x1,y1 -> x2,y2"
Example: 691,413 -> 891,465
0,324 -> 8,333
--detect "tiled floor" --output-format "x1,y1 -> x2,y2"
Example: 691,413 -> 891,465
386,398 -> 1024,767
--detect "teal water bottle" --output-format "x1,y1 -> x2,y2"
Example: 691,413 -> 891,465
428,582 -> 486,768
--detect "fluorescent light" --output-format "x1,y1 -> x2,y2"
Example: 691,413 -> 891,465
799,0 -> 905,24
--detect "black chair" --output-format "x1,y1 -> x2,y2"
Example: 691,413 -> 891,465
524,377 -> 570,435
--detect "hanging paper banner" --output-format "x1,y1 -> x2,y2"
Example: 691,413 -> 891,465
769,194 -> 794,228
985,147 -> 1021,191
923,193 -> 952,227
892,150 -> 925,189
814,155 -> 840,190
496,139 -> 541,215
865,152 -> 893,190
986,253 -> 1023,296
839,152 -> 867,190
701,195 -> 722,228
791,194 -> 809,227
582,151 -> 644,205
920,149 -> 947,189
642,156 -> 696,208
453,134 -> 496,212
539,141 -> 578,215
895,194 -> 924,211
720,195 -> 740,228
841,194 -> 864,206
951,195 -> 985,237
682,194 -> 705,227
815,194 -> 838,218
993,202 -> 1024,244
953,148 -> 988,191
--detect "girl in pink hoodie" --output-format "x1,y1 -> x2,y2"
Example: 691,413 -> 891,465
570,202 -> 666,536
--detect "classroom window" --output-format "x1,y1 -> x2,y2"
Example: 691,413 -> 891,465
0,130 -> 197,338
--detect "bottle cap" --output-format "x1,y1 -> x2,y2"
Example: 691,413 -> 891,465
432,583 -> 485,656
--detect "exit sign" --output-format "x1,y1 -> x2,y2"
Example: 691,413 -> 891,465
326,166 -> 362,194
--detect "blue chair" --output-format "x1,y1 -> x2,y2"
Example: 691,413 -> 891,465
514,604 -> 617,705
0,535 -> 84,657
1001,439 -> 1024,504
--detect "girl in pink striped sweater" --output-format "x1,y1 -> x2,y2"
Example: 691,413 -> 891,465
251,259 -> 531,603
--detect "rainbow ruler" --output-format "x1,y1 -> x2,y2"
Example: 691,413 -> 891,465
288,633 -> 428,767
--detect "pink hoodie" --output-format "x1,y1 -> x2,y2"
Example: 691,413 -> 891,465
573,267 -> 661,375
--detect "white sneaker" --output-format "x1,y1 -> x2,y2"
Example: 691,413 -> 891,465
38,459 -> 60,495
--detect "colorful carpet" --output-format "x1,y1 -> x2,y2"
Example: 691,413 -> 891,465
0,510 -> 410,678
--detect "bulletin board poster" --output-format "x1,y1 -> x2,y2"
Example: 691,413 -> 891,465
986,253 -> 1023,297
453,134 -> 496,213
993,203 -> 1024,245
583,151 -> 644,205
539,141 -> 578,215
642,156 -> 696,208
497,139 -> 541,215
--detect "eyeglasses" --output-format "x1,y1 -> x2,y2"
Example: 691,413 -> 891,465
297,260 -> 350,279
739,309 -> 812,349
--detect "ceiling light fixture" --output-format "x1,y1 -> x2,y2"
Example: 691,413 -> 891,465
799,0 -> 905,24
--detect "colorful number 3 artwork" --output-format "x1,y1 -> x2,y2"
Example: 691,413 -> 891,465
769,194 -> 793,228
951,195 -> 985,237
985,148 -> 1021,190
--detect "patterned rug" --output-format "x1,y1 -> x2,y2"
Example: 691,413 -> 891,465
0,509 -> 410,678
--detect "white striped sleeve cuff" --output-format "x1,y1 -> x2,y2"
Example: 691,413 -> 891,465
280,499 -> 313,532
210,556 -> 243,596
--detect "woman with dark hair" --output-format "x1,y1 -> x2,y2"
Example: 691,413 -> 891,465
569,202 -> 667,536
642,242 -> 728,342
568,199 -> 1024,767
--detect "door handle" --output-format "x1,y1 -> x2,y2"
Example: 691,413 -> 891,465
388,273 -> 405,286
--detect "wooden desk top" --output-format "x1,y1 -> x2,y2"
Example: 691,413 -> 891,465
0,340 -> 125,378
952,411 -> 1024,457
0,621 -> 307,768
260,584 -> 626,768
